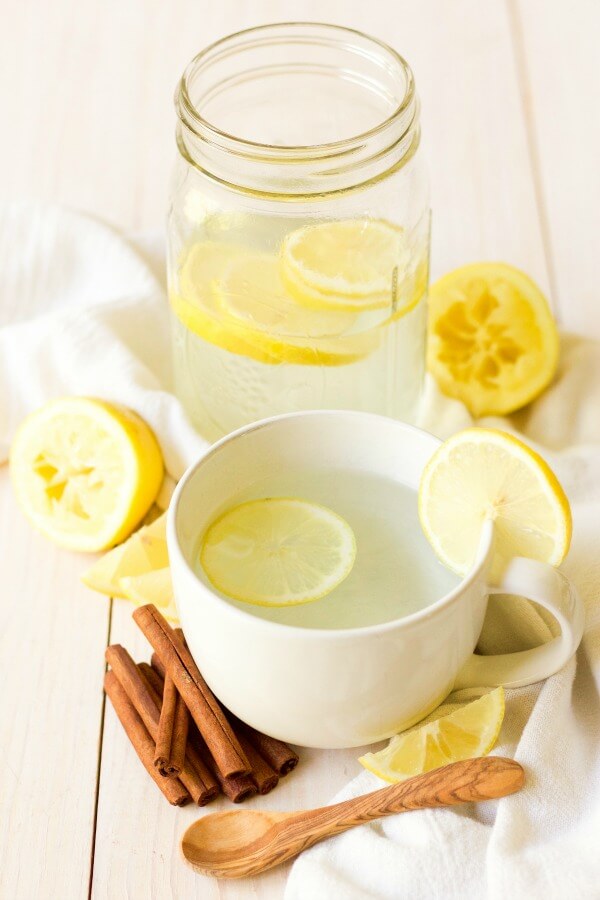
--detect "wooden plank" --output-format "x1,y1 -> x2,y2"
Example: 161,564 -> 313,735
510,0 -> 600,334
2,0 -> 552,289
0,470 -> 109,900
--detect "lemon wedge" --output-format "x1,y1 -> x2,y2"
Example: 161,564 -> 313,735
83,511 -> 178,621
120,567 -> 178,623
418,428 -> 571,575
359,687 -> 505,782
10,398 -> 163,552
200,497 -> 356,606
282,219 -> 409,311
82,511 -> 168,596
427,262 -> 559,416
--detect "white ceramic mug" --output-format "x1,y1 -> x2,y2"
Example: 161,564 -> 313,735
168,411 -> 584,749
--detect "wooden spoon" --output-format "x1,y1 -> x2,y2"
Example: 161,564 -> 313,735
181,755 -> 524,879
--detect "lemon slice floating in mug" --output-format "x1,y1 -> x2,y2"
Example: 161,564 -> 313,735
200,498 -> 356,606
10,398 -> 163,552
418,428 -> 571,575
359,687 -> 505,783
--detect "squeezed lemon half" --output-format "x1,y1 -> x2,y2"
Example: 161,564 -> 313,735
418,428 -> 571,575
200,497 -> 357,607
10,398 -> 163,552
359,687 -> 505,783
428,262 -> 559,416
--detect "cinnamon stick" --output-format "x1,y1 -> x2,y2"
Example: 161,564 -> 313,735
138,663 -> 219,804
132,604 -> 250,778
104,671 -> 189,807
138,663 -> 165,703
154,674 -> 189,778
105,645 -> 216,805
230,713 -> 299,776
151,651 -> 165,680
189,726 -> 258,803
153,643 -> 296,782
238,733 -> 279,795
139,661 -> 164,697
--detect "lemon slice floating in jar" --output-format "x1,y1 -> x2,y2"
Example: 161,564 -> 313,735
173,242 -> 378,366
200,498 -> 357,606
359,687 -> 505,783
281,218 -> 411,312
418,428 -> 571,575
427,262 -> 559,416
171,242 -> 278,365
214,252 -> 379,365
10,398 -> 163,552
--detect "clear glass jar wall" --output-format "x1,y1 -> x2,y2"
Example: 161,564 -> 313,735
168,23 -> 430,442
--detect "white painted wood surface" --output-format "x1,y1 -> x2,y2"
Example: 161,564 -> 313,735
1,2 -> 598,898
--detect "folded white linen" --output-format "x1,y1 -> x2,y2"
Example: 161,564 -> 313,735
0,202 -> 206,480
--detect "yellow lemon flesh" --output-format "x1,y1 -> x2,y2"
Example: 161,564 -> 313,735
172,241 -> 378,366
200,497 -> 356,607
10,398 -> 163,552
82,511 -> 168,597
120,568 -> 178,623
83,511 -> 178,621
282,218 -> 410,311
359,687 -> 505,783
215,252 -> 379,365
428,262 -> 559,416
170,242 -> 276,365
418,428 -> 571,575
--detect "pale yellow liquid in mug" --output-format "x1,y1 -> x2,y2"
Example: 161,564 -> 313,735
170,212 -> 428,443
195,467 -> 459,630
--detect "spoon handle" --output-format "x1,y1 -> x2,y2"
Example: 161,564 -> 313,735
290,756 -> 523,839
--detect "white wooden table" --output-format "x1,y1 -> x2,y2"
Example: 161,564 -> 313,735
1,2 -> 599,897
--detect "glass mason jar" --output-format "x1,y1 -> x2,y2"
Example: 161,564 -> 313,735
168,23 -> 429,443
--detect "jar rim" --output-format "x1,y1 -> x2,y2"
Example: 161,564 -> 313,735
176,22 -> 416,158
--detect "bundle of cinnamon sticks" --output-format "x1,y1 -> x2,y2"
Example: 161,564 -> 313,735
104,603 -> 299,807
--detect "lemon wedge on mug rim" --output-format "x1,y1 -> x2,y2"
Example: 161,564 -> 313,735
359,687 -> 505,783
418,428 -> 571,576
200,497 -> 357,606
10,397 -> 163,552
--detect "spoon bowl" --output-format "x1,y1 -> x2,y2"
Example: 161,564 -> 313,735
181,756 -> 524,879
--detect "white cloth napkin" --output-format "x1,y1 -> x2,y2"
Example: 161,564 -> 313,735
0,201 -> 207,483
2,203 -> 599,899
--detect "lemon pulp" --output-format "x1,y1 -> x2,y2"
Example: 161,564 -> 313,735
359,687 -> 505,782
418,428 -> 571,575
281,219 -> 410,310
200,497 -> 357,607
10,398 -> 163,552
428,262 -> 559,416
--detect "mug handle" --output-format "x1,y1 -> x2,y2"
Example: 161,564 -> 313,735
454,557 -> 585,690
